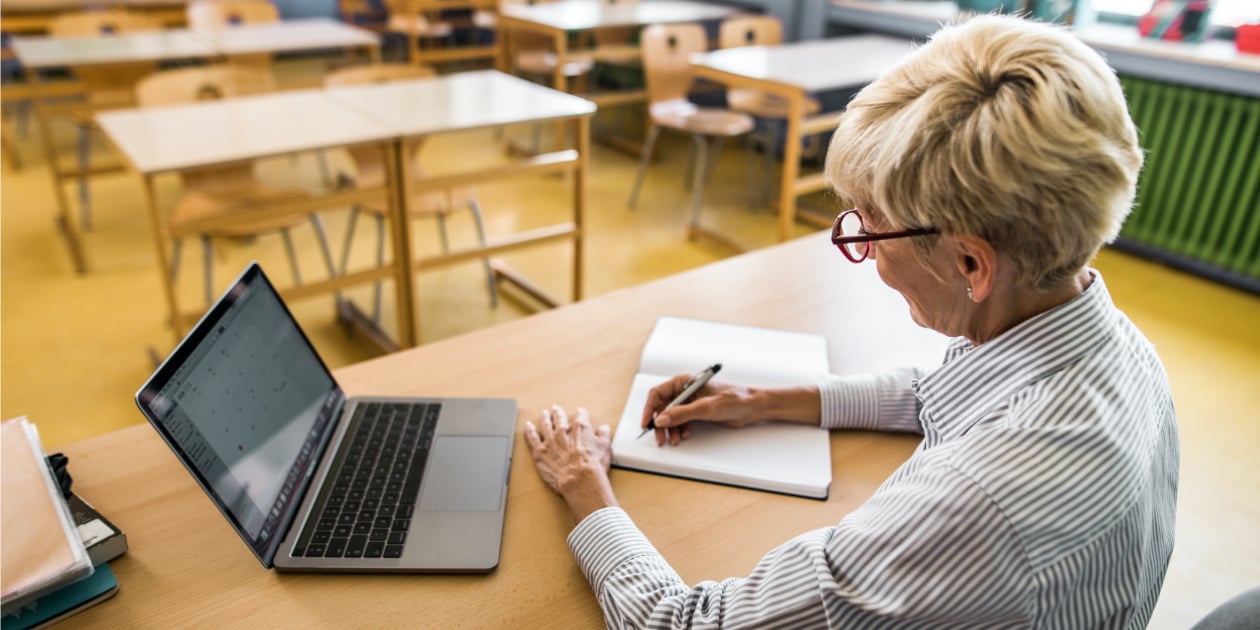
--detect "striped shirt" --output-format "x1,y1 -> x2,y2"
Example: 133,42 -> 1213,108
568,271 -> 1178,629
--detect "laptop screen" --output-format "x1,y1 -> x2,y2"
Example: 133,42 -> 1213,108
136,264 -> 343,566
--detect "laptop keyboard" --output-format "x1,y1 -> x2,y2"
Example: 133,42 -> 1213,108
293,401 -> 440,560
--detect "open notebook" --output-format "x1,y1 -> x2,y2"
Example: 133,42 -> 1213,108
611,317 -> 832,499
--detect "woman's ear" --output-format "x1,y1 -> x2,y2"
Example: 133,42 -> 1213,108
951,235 -> 997,302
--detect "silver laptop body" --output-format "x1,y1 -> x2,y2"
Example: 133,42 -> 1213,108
136,263 -> 516,573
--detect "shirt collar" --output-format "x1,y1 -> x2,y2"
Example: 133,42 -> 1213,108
914,270 -> 1116,435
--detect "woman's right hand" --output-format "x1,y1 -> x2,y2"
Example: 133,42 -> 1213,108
640,374 -> 764,446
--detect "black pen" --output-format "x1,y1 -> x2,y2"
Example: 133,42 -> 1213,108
639,363 -> 722,439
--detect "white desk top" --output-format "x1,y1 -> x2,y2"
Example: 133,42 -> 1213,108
96,89 -> 395,174
325,70 -> 596,138
11,19 -> 378,68
186,18 -> 379,56
500,0 -> 737,31
2,0 -> 183,11
692,35 -> 916,93
10,29 -> 216,68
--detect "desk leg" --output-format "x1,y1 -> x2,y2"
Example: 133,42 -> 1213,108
31,77 -> 86,273
141,173 -> 183,341
388,140 -> 418,348
572,115 -> 589,301
552,29 -> 570,149
496,24 -> 512,74
778,90 -> 806,242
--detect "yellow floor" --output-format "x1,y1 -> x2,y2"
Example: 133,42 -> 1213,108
2,59 -> 1257,629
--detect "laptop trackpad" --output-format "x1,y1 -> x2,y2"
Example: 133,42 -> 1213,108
418,436 -> 509,512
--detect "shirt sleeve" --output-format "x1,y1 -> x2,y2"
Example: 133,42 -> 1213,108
817,367 -> 926,434
568,465 -> 1033,629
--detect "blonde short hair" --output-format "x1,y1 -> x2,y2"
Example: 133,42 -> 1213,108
825,15 -> 1143,290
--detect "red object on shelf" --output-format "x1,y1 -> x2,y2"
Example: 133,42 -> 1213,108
1237,24 -> 1260,54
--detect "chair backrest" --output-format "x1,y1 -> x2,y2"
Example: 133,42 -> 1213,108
323,64 -> 436,173
136,64 -> 275,107
186,0 -> 280,29
718,14 -> 782,49
135,65 -> 276,186
49,11 -> 162,107
639,23 -> 706,105
322,62 -> 436,87
48,10 -> 160,36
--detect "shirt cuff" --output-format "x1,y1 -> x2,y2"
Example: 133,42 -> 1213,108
567,507 -> 662,592
818,368 -> 925,433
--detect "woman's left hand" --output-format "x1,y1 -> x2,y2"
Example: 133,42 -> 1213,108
525,405 -> 618,522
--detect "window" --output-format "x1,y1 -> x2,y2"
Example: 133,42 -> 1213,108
1090,0 -> 1260,27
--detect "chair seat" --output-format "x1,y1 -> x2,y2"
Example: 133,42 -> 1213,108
651,99 -> 755,137
387,15 -> 453,38
472,10 -> 496,29
588,43 -> 641,65
728,90 -> 820,120
516,50 -> 594,77
170,184 -> 312,239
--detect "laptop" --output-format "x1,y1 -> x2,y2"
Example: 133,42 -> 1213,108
136,263 -> 517,573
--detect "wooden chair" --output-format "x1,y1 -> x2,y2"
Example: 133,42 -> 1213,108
380,0 -> 458,66
324,64 -> 498,318
501,0 -> 593,90
49,11 -> 161,231
626,23 -> 753,243
186,1 -> 281,70
339,0 -> 390,32
135,65 -> 336,305
718,14 -> 821,206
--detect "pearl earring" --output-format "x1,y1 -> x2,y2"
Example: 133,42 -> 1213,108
967,287 -> 974,301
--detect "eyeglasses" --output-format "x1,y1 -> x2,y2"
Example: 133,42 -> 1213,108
831,208 -> 940,263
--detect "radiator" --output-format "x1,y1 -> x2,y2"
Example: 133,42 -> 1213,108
1119,76 -> 1260,284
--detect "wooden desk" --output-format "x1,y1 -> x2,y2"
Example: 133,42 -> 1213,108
10,29 -> 218,274
0,0 -> 188,35
95,89 -> 410,346
691,35 -> 914,243
53,231 -> 947,627
324,70 -> 596,336
97,71 -> 594,350
186,17 -> 381,63
496,0 -> 738,104
10,19 -> 382,274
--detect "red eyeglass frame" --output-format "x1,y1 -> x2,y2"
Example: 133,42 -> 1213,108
830,208 -> 940,263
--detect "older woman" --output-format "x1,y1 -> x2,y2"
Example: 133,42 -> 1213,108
525,14 -> 1178,629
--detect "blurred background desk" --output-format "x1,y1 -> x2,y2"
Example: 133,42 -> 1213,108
691,34 -> 913,244
53,231 -> 946,627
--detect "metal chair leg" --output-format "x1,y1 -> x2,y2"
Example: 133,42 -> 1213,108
701,136 -> 724,186
171,238 -> 183,284
467,199 -> 498,308
627,124 -> 661,209
689,134 -> 709,231
764,120 -> 782,208
682,137 -> 696,192
309,214 -> 337,280
338,207 -> 361,276
372,215 -> 386,324
201,236 -> 214,306
78,125 -> 92,231
281,227 -> 301,286
436,213 -> 450,254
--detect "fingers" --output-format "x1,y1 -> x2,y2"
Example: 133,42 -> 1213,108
524,420 -> 541,451
641,373 -> 692,429
552,405 -> 570,432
